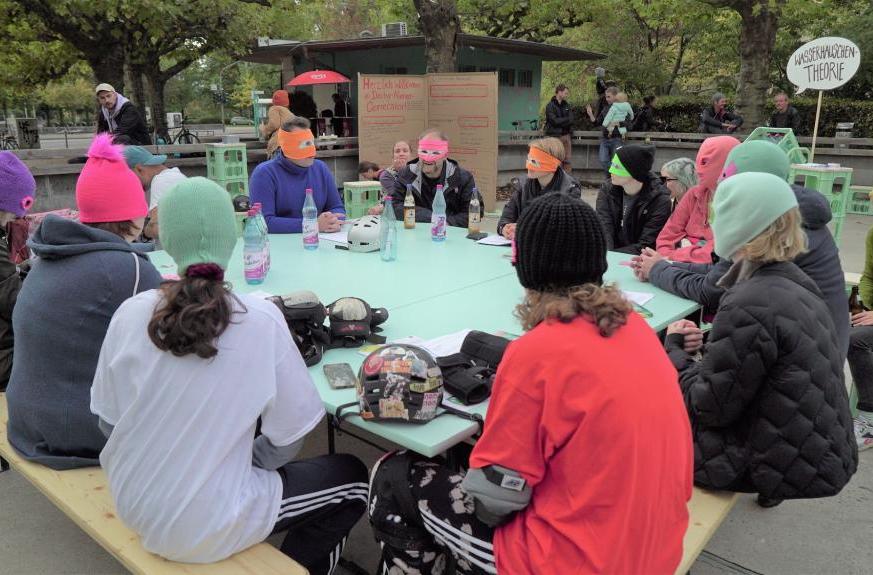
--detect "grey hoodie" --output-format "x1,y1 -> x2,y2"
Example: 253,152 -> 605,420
5,215 -> 162,469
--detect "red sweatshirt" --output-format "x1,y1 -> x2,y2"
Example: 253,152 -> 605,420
657,136 -> 740,263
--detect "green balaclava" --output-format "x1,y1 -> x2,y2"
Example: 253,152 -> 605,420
159,177 -> 238,275
720,140 -> 791,181
711,172 -> 798,259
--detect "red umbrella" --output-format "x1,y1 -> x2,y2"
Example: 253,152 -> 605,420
287,70 -> 350,86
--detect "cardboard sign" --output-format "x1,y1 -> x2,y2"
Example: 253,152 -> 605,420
358,73 -> 498,210
787,37 -> 861,94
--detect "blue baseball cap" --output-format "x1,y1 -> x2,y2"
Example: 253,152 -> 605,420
123,146 -> 167,169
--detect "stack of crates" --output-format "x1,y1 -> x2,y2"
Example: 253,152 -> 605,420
206,143 -> 249,198
744,127 -> 810,165
342,181 -> 382,219
788,163 -> 854,243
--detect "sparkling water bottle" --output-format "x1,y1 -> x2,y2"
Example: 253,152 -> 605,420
431,184 -> 447,242
243,210 -> 265,285
380,197 -> 397,262
468,187 -> 481,235
302,188 -> 319,250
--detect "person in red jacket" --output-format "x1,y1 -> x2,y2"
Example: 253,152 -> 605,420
655,135 -> 739,263
368,192 -> 694,575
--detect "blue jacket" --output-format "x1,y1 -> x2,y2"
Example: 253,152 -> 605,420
5,216 -> 162,469
249,155 -> 345,233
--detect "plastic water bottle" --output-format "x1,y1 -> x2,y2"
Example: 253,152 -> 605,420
253,202 -> 270,272
243,210 -> 265,285
302,188 -> 319,250
431,184 -> 447,242
380,197 -> 397,262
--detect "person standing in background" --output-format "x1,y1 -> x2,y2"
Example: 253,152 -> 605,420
260,90 -> 294,159
544,84 -> 574,173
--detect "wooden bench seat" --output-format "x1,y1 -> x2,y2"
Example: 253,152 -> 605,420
0,394 -> 307,574
677,488 -> 739,574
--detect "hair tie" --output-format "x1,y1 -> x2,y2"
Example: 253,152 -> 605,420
185,263 -> 225,281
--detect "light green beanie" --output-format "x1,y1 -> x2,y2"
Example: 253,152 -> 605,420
721,140 -> 790,181
158,177 -> 238,275
712,172 -> 798,259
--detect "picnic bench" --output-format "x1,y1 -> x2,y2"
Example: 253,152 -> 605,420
0,394 -> 307,575
677,488 -> 740,574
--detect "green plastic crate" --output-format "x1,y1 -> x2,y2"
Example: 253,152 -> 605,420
847,186 -> 873,216
744,127 -> 810,165
214,177 -> 249,198
342,181 -> 382,219
206,143 -> 248,180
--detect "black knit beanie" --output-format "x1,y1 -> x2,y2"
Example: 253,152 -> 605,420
615,144 -> 655,182
515,192 -> 608,291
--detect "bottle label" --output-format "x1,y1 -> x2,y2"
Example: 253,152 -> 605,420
404,208 -> 415,227
303,220 -> 318,245
431,215 -> 446,238
244,251 -> 264,279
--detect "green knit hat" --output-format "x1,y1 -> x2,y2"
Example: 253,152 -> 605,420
721,140 -> 790,181
712,172 -> 797,259
159,177 -> 238,275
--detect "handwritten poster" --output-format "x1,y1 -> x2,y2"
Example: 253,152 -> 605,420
358,72 -> 498,210
787,37 -> 861,94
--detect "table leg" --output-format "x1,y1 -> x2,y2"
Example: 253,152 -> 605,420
327,418 -> 336,455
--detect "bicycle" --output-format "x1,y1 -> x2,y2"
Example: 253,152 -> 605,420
171,120 -> 200,145
510,118 -> 540,142
0,132 -> 19,150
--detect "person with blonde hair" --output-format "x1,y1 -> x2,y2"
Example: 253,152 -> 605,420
368,192 -> 693,575
659,157 -> 698,208
497,137 -> 580,239
665,172 -> 857,508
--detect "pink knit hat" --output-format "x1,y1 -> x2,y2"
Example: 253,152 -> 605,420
76,134 -> 148,223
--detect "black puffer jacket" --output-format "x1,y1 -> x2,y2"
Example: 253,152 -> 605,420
96,101 -> 152,145
666,261 -> 857,499
595,174 -> 672,254
544,96 -> 572,136
649,184 -> 849,358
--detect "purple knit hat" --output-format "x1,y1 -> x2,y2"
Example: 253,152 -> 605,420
0,152 -> 35,217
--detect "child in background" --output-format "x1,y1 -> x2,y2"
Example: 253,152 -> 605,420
91,177 -> 367,572
0,152 -> 35,390
602,92 -> 634,138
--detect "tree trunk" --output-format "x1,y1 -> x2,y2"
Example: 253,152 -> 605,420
126,63 -> 148,114
145,69 -> 169,143
413,0 -> 459,73
86,48 -> 126,95
734,1 -> 782,128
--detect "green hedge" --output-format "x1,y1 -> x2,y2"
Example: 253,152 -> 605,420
566,97 -> 873,137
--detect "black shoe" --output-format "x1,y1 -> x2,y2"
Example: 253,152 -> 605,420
756,494 -> 784,508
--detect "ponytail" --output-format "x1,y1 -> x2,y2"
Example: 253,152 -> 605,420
147,264 -> 240,359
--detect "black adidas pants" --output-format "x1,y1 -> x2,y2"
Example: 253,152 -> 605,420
271,454 -> 368,575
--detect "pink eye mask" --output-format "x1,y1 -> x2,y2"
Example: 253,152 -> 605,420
418,139 -> 449,163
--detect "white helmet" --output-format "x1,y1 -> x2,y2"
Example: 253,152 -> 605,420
348,215 -> 381,252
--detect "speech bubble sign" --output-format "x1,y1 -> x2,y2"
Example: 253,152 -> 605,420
788,37 -> 861,94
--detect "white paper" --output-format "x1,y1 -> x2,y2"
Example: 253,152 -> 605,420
477,234 -> 512,246
420,329 -> 473,357
622,290 -> 654,307
319,229 -> 350,243
247,290 -> 275,300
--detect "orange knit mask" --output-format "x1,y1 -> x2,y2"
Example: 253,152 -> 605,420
526,147 -> 561,173
279,129 -> 316,160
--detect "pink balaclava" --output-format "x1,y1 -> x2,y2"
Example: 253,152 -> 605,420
76,133 -> 148,223
696,135 -> 740,192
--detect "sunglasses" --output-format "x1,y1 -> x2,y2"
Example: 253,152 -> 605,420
660,176 -> 678,184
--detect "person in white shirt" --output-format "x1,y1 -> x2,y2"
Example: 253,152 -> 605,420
90,177 -> 367,572
123,145 -> 188,242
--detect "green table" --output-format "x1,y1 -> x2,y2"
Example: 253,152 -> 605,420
148,226 -> 700,457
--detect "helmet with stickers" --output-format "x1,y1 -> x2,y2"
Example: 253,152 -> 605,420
357,344 -> 443,423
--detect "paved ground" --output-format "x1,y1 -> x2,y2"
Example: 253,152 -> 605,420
1,208 -> 871,575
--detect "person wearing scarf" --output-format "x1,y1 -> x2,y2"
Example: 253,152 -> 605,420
95,83 -> 152,145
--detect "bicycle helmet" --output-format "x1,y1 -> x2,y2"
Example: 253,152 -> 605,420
357,344 -> 443,423
348,214 -> 381,252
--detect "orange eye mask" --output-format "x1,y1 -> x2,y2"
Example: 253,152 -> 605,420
279,129 -> 316,160
526,147 -> 562,172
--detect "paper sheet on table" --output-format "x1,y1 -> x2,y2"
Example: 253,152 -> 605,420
442,393 -> 483,414
622,290 -> 654,307
360,330 -> 473,357
319,229 -> 349,243
477,234 -> 511,246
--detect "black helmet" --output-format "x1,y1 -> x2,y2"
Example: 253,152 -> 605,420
232,194 -> 251,212
357,344 -> 443,423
